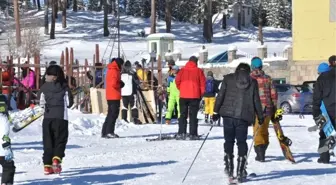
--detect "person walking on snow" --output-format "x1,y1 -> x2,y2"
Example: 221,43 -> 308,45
175,56 -> 206,140
213,63 -> 264,183
38,65 -> 74,175
102,58 -> 125,139
121,60 -> 142,124
203,71 -> 219,124
250,57 -> 278,162
313,55 -> 336,164
0,94 -> 15,185
165,65 -> 180,124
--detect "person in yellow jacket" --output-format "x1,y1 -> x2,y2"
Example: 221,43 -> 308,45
135,62 -> 148,82
165,66 -> 180,124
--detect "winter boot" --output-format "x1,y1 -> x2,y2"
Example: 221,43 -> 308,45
260,144 -> 269,161
254,145 -> 264,162
44,165 -> 54,175
52,157 -> 62,174
317,152 -> 330,164
205,114 -> 209,123
224,154 -> 234,177
106,133 -> 120,138
236,156 -> 247,183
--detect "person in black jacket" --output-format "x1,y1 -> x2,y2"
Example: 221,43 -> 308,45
121,61 -> 142,124
39,65 -> 74,175
312,55 -> 336,164
213,63 -> 264,182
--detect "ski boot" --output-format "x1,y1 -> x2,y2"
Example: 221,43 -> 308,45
204,114 -> 209,124
237,156 -> 247,183
106,133 -> 120,138
133,118 -> 142,125
210,116 -> 214,125
175,133 -> 187,140
224,154 -> 234,177
187,134 -> 201,140
52,157 -> 62,174
44,165 -> 54,175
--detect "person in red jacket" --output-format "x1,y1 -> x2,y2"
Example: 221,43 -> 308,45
101,58 -> 124,139
175,56 -> 206,140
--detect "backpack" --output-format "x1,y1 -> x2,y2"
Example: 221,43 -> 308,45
205,79 -> 214,93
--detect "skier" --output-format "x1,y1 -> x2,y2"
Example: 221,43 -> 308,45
0,94 -> 15,185
313,55 -> 336,164
39,65 -> 74,174
250,57 -> 278,162
213,63 -> 264,183
121,60 -> 142,124
166,63 -> 178,120
165,65 -> 180,124
203,71 -> 218,124
175,56 -> 206,140
101,58 -> 124,138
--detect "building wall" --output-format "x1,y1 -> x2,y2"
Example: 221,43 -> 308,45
292,0 -> 336,61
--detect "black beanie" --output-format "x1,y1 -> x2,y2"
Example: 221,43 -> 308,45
189,56 -> 198,63
328,55 -> 336,65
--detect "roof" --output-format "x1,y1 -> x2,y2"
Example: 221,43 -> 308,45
147,33 -> 176,40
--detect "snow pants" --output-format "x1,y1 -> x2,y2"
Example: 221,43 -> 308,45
223,117 -> 248,156
121,95 -> 138,122
178,98 -> 200,135
253,116 -> 271,146
102,100 -> 120,135
42,118 -> 69,165
165,94 -> 180,119
204,97 -> 215,115
0,159 -> 15,184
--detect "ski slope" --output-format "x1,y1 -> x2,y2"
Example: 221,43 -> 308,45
10,109 -> 336,185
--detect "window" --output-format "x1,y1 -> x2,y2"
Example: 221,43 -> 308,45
273,78 -> 287,85
275,85 -> 290,92
151,42 -> 157,53
248,8 -> 250,15
331,0 -> 336,22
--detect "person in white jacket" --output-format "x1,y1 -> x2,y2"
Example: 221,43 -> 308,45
0,95 -> 15,185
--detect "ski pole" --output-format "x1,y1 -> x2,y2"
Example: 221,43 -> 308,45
247,125 -> 261,160
182,125 -> 214,183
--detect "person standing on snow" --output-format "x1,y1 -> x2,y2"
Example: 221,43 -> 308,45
213,63 -> 264,183
203,71 -> 219,124
39,65 -> 74,175
121,60 -> 142,124
250,57 -> 278,162
165,65 -> 180,124
175,56 -> 206,140
0,95 -> 15,184
101,58 -> 124,139
313,55 -> 336,164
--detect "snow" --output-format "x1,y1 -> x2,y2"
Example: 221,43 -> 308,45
146,33 -> 176,40
10,108 -> 336,185
228,45 -> 238,51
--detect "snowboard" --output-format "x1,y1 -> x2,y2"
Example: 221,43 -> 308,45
10,105 -> 44,133
271,109 -> 296,163
316,102 -> 336,154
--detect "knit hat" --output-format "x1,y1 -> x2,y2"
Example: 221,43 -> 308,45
317,62 -> 330,74
329,55 -> 336,66
207,71 -> 213,77
251,57 -> 263,69
168,60 -> 175,66
124,60 -> 132,67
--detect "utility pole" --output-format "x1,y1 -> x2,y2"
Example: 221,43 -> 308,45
13,0 -> 21,47
117,0 -> 120,58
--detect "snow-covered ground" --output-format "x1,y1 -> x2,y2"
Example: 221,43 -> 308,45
10,109 -> 336,185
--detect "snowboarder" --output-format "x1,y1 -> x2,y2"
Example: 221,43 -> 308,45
313,55 -> 336,164
39,65 -> 74,175
102,58 -> 124,138
203,71 -> 218,124
213,63 -> 264,182
165,65 -> 180,124
175,56 -> 206,140
0,94 -> 15,185
250,57 -> 278,162
121,60 -> 142,124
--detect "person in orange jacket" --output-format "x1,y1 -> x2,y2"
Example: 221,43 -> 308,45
101,58 -> 124,139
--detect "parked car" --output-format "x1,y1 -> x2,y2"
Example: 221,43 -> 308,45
275,84 -> 313,114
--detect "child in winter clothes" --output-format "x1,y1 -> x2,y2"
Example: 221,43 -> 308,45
203,71 -> 218,124
0,95 -> 15,185
39,65 -> 74,175
165,66 -> 180,124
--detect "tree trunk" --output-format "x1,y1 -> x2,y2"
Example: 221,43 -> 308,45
62,0 -> 66,28
222,12 -> 226,29
55,0 -> 58,18
150,0 -> 156,34
98,0 -> 103,11
165,0 -> 171,33
44,0 -> 49,35
13,0 -> 21,47
237,0 -> 241,30
50,0 -> 56,39
73,0 -> 77,12
37,0 -> 41,10
103,0 -> 110,37
33,0 -> 37,8
258,3 -> 264,45
203,0 -> 212,43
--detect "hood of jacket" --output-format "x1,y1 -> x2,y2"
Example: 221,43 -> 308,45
184,61 -> 198,69
107,61 -> 120,71
235,69 -> 251,89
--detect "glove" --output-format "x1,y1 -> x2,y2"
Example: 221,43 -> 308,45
314,114 -> 326,129
120,80 -> 125,88
212,113 -> 220,122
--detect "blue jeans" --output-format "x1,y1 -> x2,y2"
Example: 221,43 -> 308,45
4,94 -> 17,110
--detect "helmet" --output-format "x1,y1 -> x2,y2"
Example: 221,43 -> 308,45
251,57 -> 263,69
